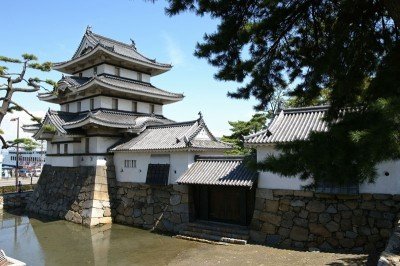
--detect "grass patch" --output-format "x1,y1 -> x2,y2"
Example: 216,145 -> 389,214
0,184 -> 35,194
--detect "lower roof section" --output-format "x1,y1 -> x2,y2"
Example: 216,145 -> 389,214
177,156 -> 258,187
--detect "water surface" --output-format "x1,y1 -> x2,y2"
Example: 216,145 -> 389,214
0,210 -> 199,265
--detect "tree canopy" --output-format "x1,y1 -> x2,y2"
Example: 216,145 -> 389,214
164,0 -> 400,185
222,113 -> 268,155
0,53 -> 54,149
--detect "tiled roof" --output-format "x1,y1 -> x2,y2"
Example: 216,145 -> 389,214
33,109 -> 173,138
39,74 -> 184,102
111,118 -> 232,152
54,28 -> 171,70
245,106 -> 330,145
97,75 -> 183,99
177,156 -> 258,187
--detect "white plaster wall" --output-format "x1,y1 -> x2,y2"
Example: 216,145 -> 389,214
360,160 -> 400,194
142,73 -> 150,83
68,101 -> 78,112
256,146 -> 311,190
46,156 -> 76,167
91,137 -> 119,153
99,96 -> 113,109
154,104 -> 162,115
81,67 -> 94,77
257,145 -> 400,195
114,152 -> 151,183
114,150 -> 227,184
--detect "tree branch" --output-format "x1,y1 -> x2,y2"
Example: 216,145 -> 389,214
13,87 -> 40,93
9,100 -> 42,124
0,134 -> 9,149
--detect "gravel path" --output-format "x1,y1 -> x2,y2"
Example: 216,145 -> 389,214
169,242 -> 370,266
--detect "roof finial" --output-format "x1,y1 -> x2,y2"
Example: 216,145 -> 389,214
86,25 -> 92,34
198,111 -> 203,119
130,38 -> 136,50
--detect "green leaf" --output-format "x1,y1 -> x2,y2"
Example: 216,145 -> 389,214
22,53 -> 38,61
0,129 -> 4,134
42,124 -> 56,133
0,66 -> 8,75
28,62 -> 52,72
0,56 -> 21,63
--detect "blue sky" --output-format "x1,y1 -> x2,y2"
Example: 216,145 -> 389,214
0,0 -> 258,140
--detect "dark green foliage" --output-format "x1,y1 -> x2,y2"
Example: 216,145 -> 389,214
222,113 -> 267,155
8,138 -> 39,151
163,0 -> 400,184
28,62 -> 52,72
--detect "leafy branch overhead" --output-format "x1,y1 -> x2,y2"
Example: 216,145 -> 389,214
164,0 -> 400,185
0,53 -> 55,149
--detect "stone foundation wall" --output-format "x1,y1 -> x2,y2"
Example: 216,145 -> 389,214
0,191 -> 32,210
251,188 -> 400,252
112,183 -> 190,233
27,164 -> 116,227
378,218 -> 400,265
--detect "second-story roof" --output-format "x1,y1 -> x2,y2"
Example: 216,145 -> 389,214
38,74 -> 184,104
32,108 -> 174,140
110,116 -> 232,152
245,106 -> 330,145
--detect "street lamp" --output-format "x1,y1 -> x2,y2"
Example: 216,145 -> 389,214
10,117 -> 20,189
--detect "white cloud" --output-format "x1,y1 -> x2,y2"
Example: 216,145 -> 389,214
1,110 -> 46,142
163,33 -> 185,66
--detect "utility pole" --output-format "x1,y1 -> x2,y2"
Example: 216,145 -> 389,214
10,117 -> 20,189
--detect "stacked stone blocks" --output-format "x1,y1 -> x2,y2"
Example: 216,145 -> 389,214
113,183 -> 190,233
250,188 -> 400,252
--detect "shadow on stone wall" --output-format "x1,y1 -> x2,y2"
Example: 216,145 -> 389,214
110,183 -> 190,233
0,191 -> 32,211
26,165 -> 97,224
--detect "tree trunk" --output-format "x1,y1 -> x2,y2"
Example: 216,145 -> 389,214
0,83 -> 13,125
383,0 -> 400,28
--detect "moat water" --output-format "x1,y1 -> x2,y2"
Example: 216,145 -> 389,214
0,210 -> 199,265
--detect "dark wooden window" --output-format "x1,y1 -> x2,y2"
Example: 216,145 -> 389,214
90,98 -> 95,110
112,98 -> 118,110
66,103 -> 70,112
315,181 -> 359,195
85,138 -> 90,153
64,144 -> 68,154
146,164 -> 170,185
93,66 -> 98,76
137,72 -> 142,81
115,67 -> 120,77
124,159 -> 136,168
150,104 -> 155,114
79,72 -> 82,77
77,101 -> 82,112
132,101 -> 138,112
56,144 -> 60,154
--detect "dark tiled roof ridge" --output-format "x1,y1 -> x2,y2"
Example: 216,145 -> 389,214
282,105 -> 330,113
195,155 -> 246,161
146,119 -> 199,129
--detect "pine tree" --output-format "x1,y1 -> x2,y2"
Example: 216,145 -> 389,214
163,0 -> 400,185
0,54 -> 55,149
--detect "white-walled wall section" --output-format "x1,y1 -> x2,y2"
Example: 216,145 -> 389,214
114,151 -> 223,184
75,64 -> 151,82
60,96 -> 162,115
256,145 -> 400,195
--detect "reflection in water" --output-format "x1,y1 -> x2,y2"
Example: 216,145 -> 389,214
0,211 -> 198,266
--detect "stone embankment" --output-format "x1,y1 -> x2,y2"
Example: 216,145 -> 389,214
26,164 -> 115,227
250,188 -> 400,252
112,183 -> 190,233
0,191 -> 32,210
